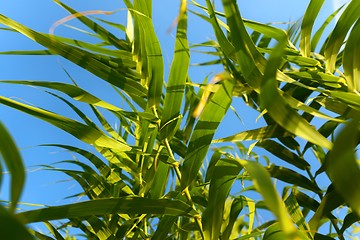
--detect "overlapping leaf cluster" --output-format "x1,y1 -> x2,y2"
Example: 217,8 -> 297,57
0,0 -> 359,239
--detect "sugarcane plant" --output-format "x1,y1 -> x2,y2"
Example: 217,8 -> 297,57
0,0 -> 359,239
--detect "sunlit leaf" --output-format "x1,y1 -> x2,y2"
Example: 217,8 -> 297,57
300,0 -> 325,57
17,197 -> 198,223
160,0 -> 189,140
324,0 -> 360,73
202,158 -> 242,240
260,37 -> 332,149
181,78 -> 234,189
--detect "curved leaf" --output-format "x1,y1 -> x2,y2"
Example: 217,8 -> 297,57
181,77 -> 234,189
17,197 -> 198,223
324,0 -> 360,73
325,114 -> 360,216
342,18 -> 360,91
202,158 -> 242,240
300,0 -> 325,57
0,97 -> 132,152
160,0 -> 189,140
239,160 -> 298,237
0,122 -> 25,212
0,206 -> 33,240
260,37 -> 332,149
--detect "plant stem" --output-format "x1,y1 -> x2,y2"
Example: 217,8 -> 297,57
152,107 -> 204,239
299,149 -> 345,240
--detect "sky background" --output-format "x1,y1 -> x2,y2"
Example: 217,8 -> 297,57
0,0 -> 350,235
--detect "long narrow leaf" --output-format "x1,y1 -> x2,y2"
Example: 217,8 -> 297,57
0,97 -> 132,152
300,0 -> 325,57
239,160 -> 298,237
160,0 -> 189,140
181,78 -> 234,189
16,197 -> 198,223
324,0 -> 360,73
325,114 -> 360,216
221,0 -> 264,90
0,15 -> 147,105
202,158 -> 242,240
260,37 -> 332,149
0,122 -> 25,212
342,18 -> 360,91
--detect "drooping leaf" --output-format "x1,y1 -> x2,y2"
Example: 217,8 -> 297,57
325,114 -> 360,216
17,197 -> 198,223
53,0 -> 130,50
238,160 -> 298,237
343,18 -> 360,92
181,77 -> 234,189
260,37 -> 332,150
268,165 -> 321,194
213,125 -> 290,143
0,97 -> 132,152
324,0 -> 360,73
0,14 -> 147,105
0,206 -> 33,240
0,122 -> 25,212
257,140 -> 310,170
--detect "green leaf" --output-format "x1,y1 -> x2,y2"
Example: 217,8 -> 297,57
0,14 -> 147,105
221,197 -> 246,240
238,160 -> 298,237
340,212 -> 360,234
213,125 -> 290,143
263,223 -> 287,240
311,3 -> 345,52
285,71 -> 346,89
54,0 -> 129,50
343,18 -> 360,91
328,91 -> 360,111
181,77 -> 234,189
131,0 -> 164,108
0,206 -> 33,240
160,0 -> 189,140
260,37 -> 332,150
324,0 -> 360,73
309,186 -> 344,231
0,122 -> 25,212
268,165 -> 321,194
202,158 -> 243,240
300,0 -> 325,57
17,197 -> 198,223
257,140 -> 310,170
220,0 -> 265,90
285,193 -> 313,240
325,114 -> 360,216
204,0 -> 235,61
0,97 -> 132,152
0,80 -> 123,112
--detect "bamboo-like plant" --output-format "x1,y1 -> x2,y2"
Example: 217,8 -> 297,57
0,0 -> 359,239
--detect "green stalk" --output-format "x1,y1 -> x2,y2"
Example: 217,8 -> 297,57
153,107 -> 204,239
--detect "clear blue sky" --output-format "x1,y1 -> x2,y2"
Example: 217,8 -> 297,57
0,0 -> 348,232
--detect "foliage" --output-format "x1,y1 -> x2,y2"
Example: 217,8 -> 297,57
0,0 -> 360,239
